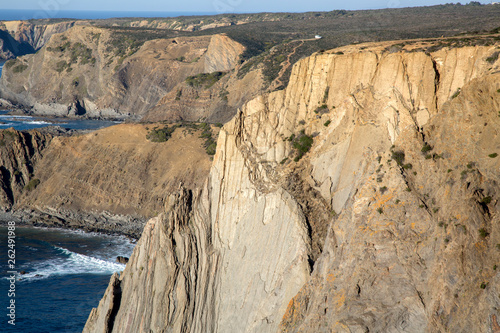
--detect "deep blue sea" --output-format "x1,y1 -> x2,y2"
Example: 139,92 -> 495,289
0,226 -> 135,332
0,9 -> 215,21
0,110 -> 120,131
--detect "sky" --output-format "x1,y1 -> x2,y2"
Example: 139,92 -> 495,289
0,0 -> 493,14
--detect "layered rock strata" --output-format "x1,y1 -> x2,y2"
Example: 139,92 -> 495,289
85,39 -> 500,332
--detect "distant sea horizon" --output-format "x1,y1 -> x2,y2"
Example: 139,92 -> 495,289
0,9 -> 218,21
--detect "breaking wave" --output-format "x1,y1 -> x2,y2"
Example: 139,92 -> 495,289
18,246 -> 127,281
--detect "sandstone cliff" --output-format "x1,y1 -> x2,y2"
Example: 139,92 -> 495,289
0,128 -> 52,210
0,20 -> 76,59
0,123 -> 213,237
0,26 -> 247,121
84,37 -> 500,332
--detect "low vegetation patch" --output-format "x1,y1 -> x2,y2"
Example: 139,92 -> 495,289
146,122 -> 218,155
12,63 -> 28,73
451,88 -> 461,99
288,130 -> 314,162
24,178 -> 40,191
479,228 -> 490,238
55,60 -> 70,73
421,143 -> 432,153
146,125 -> 178,142
314,104 -> 329,115
391,150 -> 405,166
198,123 -> 217,155
185,71 -> 226,89
48,41 -> 95,65
486,51 -> 500,64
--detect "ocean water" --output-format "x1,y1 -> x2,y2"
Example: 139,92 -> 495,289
0,111 -> 120,131
0,10 -> 215,21
0,226 -> 135,332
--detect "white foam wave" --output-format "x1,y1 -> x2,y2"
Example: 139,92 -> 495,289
18,246 -> 126,282
26,120 -> 53,125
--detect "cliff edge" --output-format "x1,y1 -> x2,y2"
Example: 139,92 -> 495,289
84,36 -> 500,332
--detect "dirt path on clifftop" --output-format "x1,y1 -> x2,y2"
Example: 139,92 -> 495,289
269,40 -> 305,91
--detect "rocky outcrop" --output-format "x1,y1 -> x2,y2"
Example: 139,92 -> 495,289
0,123 -> 213,237
84,38 -> 500,332
0,20 -> 76,59
0,26 -> 246,121
0,128 -> 52,210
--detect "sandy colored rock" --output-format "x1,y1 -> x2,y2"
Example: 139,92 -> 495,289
85,38 -> 500,332
0,26 -> 245,121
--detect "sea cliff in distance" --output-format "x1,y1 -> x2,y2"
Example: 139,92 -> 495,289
1,3 -> 500,333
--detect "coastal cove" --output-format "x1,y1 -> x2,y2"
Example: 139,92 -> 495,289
0,111 -> 121,131
0,226 -> 135,333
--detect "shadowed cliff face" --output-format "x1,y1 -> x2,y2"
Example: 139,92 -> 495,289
0,20 -> 76,59
84,38 -> 500,332
0,129 -> 52,210
0,25 -> 248,122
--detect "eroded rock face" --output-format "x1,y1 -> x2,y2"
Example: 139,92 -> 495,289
0,124 -> 213,237
85,40 -> 500,332
0,129 -> 52,210
0,26 -> 245,120
0,20 -> 76,59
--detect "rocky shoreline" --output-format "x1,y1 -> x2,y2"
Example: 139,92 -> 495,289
0,209 -> 145,239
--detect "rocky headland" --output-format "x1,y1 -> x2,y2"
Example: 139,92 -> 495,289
0,123 -> 215,238
83,36 -> 500,332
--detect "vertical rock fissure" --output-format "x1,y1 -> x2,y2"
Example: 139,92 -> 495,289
104,276 -> 122,333
430,56 -> 441,112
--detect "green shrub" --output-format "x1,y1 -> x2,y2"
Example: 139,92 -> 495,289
205,142 -> 217,155
479,228 -> 490,238
55,61 -> 70,73
146,125 -> 178,142
488,153 -> 498,158
24,178 -> 40,191
391,150 -> 405,166
4,59 -> 16,69
481,196 -> 492,204
377,207 -> 383,214
480,282 -> 488,289
186,71 -> 226,89
421,143 -> 432,153
486,51 -> 500,63
451,88 -> 461,99
324,120 -> 331,126
291,132 -> 314,161
323,86 -> 329,103
12,64 -> 28,73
